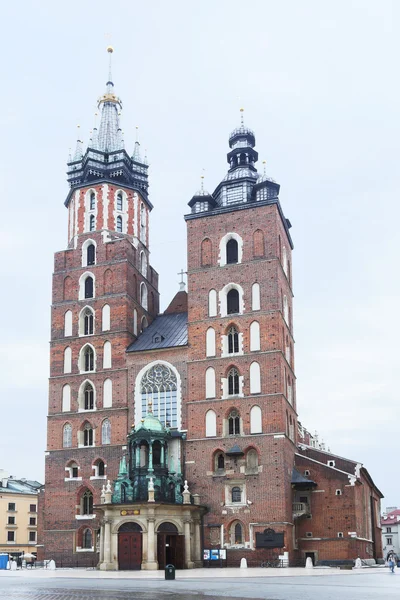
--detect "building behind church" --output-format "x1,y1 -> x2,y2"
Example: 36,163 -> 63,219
40,48 -> 383,569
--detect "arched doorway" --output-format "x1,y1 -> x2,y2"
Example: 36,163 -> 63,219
157,522 -> 184,569
118,522 -> 142,570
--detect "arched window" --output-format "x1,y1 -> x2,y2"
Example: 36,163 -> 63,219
250,362 -> 261,394
208,289 -> 217,317
83,528 -> 92,549
251,283 -> 260,311
64,310 -> 72,337
227,289 -> 239,314
63,347 -> 72,374
103,341 -> 112,369
81,490 -> 93,515
231,486 -> 241,503
283,295 -> 289,324
83,424 -> 93,447
205,409 -> 217,437
89,192 -> 95,211
205,367 -> 216,399
85,276 -> 94,299
103,378 -> 112,408
246,449 -> 259,472
117,192 -> 123,211
206,327 -> 216,357
250,321 -> 260,351
140,283 -> 148,310
83,347 -> 94,372
102,304 -> 110,331
228,326 -> 239,354
87,243 -> 95,266
89,214 -> 95,232
102,419 -> 111,445
253,229 -> 265,257
140,203 -> 146,242
83,308 -> 94,336
140,364 -> 178,428
287,377 -> 293,405
226,238 -> 238,264
62,384 -> 71,412
116,215 -> 123,233
63,423 -> 72,448
140,252 -> 146,276
283,246 -> 288,275
228,409 -> 240,435
98,460 -> 105,476
216,453 -> 225,470
250,405 -> 262,433
201,238 -> 212,266
66,461 -> 79,479
84,383 -> 94,410
141,316 -> 148,331
234,522 -> 243,544
228,369 -> 239,396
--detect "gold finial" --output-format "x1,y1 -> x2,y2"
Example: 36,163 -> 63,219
263,160 -> 267,176
240,107 -> 244,125
107,45 -> 114,53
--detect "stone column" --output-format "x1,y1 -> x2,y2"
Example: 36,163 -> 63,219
160,443 -> 165,467
148,441 -> 153,471
100,518 -> 113,570
184,519 -> 194,569
99,523 -> 105,563
193,519 -> 201,565
145,517 -> 158,570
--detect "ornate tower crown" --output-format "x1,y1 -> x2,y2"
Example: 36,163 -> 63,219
65,47 -> 150,204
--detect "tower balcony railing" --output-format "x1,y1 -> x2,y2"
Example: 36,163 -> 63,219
292,502 -> 310,518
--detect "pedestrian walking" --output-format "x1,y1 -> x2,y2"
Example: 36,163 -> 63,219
388,556 -> 395,573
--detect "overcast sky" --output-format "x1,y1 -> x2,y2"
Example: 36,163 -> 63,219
0,0 -> 397,510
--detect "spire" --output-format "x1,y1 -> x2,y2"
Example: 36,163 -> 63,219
73,125 -> 83,161
91,113 -> 99,149
118,456 -> 128,476
132,126 -> 141,161
97,46 -> 123,153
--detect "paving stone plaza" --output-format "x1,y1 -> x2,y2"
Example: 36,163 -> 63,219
0,569 -> 399,599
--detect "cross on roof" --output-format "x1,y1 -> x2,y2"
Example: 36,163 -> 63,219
177,269 -> 187,291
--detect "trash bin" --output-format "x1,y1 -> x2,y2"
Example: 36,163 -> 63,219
165,564 -> 175,580
0,555 -> 8,570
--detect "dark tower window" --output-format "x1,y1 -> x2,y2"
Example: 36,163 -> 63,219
217,453 -> 225,470
116,215 -> 123,232
85,276 -> 94,299
228,408 -> 240,434
89,214 -> 95,232
98,460 -> 105,476
226,239 -> 238,264
84,383 -> 94,409
84,309 -> 94,335
232,486 -> 242,503
227,289 -> 239,314
90,193 -> 95,210
117,193 -> 123,211
87,244 -> 95,266
228,370 -> 240,397
83,426 -> 93,447
83,528 -> 92,549
84,348 -> 94,372
234,522 -> 243,543
228,326 -> 239,354
82,490 -> 93,514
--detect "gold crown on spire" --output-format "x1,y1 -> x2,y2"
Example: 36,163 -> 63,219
107,45 -> 114,53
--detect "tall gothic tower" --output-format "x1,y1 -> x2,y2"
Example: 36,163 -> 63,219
184,112 -> 297,556
44,48 -> 159,561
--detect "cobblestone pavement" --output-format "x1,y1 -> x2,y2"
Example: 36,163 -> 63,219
0,572 -> 399,600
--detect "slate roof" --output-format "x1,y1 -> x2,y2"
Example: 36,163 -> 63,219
291,467 -> 317,487
127,312 -> 188,353
0,479 -> 43,495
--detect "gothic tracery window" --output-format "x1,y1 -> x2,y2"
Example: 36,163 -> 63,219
84,347 -> 94,372
228,326 -> 239,354
83,308 -> 94,335
140,364 -> 178,428
81,490 -> 93,515
228,409 -> 240,435
83,528 -> 92,549
228,369 -> 240,396
84,383 -> 94,410
83,424 -> 93,447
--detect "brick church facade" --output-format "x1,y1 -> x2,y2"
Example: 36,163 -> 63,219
41,49 -> 382,568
